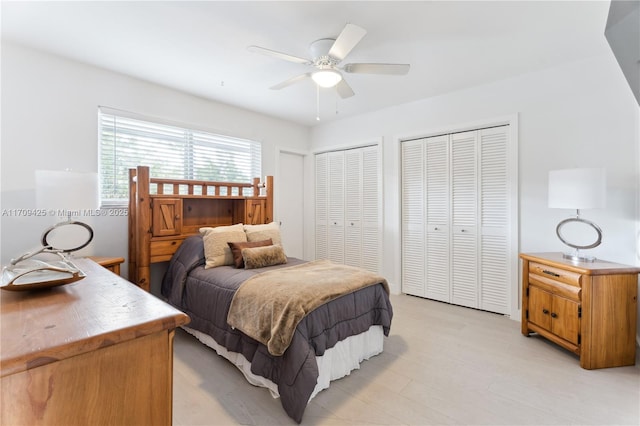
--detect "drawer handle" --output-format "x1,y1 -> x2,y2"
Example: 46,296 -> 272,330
542,309 -> 549,315
542,269 -> 560,278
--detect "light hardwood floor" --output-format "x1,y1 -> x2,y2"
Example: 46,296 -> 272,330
172,294 -> 640,425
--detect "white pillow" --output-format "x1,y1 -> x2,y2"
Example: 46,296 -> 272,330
200,223 -> 247,268
243,221 -> 282,246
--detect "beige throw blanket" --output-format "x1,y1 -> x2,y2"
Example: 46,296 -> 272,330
227,260 -> 389,356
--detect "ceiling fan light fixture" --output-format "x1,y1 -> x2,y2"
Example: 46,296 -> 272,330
311,70 -> 342,88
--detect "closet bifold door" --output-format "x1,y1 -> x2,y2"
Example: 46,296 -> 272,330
401,125 -> 511,315
361,146 -> 381,273
315,153 -> 329,260
450,130 -> 478,308
345,149 -> 363,268
478,126 -> 510,314
401,139 -> 426,297
316,146 -> 381,273
327,151 -> 345,264
424,135 -> 450,303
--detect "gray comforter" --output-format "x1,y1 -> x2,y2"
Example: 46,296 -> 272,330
161,235 -> 393,423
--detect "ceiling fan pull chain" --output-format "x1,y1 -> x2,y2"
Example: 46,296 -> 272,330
316,84 -> 321,121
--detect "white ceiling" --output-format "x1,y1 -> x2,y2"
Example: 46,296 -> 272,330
1,1 -> 611,127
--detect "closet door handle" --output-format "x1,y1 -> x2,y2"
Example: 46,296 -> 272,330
542,309 -> 549,315
550,312 -> 558,318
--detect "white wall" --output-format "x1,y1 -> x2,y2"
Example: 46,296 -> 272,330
308,51 -> 640,325
3,40 -> 638,337
0,42 -> 310,291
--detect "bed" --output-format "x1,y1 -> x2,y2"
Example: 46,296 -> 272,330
128,166 -> 393,422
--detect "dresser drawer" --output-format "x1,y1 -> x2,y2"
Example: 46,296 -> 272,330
529,262 -> 581,287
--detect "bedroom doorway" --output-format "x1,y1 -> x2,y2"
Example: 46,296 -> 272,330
277,150 -> 304,259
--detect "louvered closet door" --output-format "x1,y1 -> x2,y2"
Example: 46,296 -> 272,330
450,131 -> 478,309
327,151 -> 345,264
315,153 -> 329,260
361,146 -> 381,273
424,136 -> 450,302
344,149 -> 362,268
401,140 -> 425,296
479,126 -> 510,314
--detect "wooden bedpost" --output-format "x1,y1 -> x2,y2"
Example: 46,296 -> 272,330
128,168 -> 137,282
265,175 -> 274,224
252,177 -> 260,198
135,166 -> 152,291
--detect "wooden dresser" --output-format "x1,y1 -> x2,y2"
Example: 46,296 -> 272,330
0,258 -> 190,425
520,252 -> 639,369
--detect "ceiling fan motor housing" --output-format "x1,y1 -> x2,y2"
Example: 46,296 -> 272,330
310,38 -> 338,64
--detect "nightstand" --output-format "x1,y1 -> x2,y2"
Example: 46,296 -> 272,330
87,256 -> 125,275
520,252 -> 640,369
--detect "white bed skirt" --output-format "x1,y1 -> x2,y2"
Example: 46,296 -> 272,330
183,325 -> 384,401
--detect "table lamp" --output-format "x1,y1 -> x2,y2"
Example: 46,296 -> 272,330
1,170 -> 99,290
548,168 -> 606,262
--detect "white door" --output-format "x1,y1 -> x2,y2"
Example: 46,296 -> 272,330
401,139 -> 426,297
278,151 -> 305,259
425,135 -> 450,302
361,145 -> 381,273
328,151 -> 345,264
450,130 -> 478,309
344,149 -> 362,268
478,127 -> 510,314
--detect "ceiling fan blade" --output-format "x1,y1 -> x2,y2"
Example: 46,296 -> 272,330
328,23 -> 367,62
335,79 -> 355,99
343,63 -> 410,75
270,73 -> 311,90
248,45 -> 312,65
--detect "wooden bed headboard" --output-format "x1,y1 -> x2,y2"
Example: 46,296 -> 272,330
128,165 -> 273,291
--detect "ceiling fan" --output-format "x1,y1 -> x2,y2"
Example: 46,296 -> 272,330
248,23 -> 410,99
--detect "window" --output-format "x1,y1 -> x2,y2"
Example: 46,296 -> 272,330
99,109 -> 261,205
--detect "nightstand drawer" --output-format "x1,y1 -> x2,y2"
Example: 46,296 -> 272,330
529,261 -> 581,287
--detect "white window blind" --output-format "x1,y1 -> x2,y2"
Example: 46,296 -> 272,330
99,110 -> 261,205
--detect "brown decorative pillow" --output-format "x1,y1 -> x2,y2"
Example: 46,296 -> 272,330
200,223 -> 247,269
228,239 -> 273,268
242,244 -> 287,269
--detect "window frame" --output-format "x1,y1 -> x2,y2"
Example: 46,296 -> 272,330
98,107 -> 262,207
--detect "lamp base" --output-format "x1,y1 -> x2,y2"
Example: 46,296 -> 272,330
562,252 -> 597,263
555,212 -> 602,264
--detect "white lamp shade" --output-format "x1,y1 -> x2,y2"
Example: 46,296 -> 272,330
311,70 -> 342,88
548,168 -> 606,209
36,170 -> 99,216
